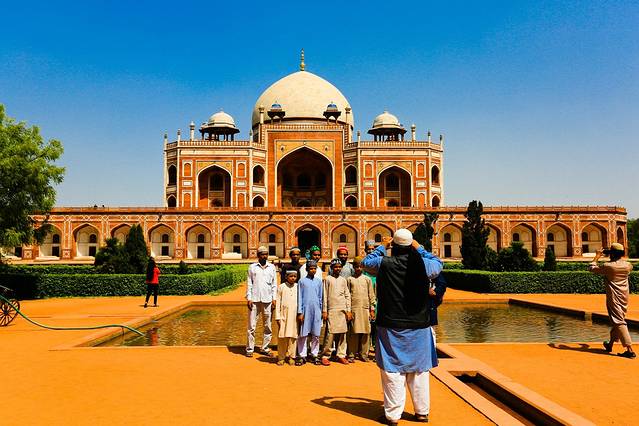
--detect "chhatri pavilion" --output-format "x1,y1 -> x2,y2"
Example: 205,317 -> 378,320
17,52 -> 627,262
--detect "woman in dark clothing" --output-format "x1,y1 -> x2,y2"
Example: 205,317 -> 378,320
144,257 -> 160,308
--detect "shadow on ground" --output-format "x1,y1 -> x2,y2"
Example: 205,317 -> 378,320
548,343 -> 611,355
312,396 -> 383,422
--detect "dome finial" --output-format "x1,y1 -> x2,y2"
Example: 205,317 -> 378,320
300,48 -> 305,71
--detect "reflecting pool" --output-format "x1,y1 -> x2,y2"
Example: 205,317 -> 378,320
98,303 -> 639,347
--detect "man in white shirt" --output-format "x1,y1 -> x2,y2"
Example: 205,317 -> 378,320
246,246 -> 277,357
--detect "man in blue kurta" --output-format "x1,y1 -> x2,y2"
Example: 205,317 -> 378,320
296,260 -> 323,365
362,229 -> 443,425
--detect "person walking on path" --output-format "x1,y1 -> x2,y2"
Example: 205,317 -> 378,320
144,257 -> 160,308
246,246 -> 277,358
321,259 -> 352,365
296,260 -> 323,365
362,228 -> 443,425
281,247 -> 303,283
275,270 -> 299,366
589,243 -> 635,359
347,257 -> 376,362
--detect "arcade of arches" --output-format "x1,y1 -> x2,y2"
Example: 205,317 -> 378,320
17,207 -> 627,261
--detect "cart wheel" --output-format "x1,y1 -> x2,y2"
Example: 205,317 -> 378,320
0,299 -> 19,326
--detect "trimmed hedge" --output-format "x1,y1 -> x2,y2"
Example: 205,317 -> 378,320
443,270 -> 639,294
1,265 -> 247,299
0,263 -> 227,275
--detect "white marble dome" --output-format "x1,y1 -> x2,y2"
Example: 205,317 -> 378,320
371,111 -> 402,129
207,110 -> 237,129
252,71 -> 353,127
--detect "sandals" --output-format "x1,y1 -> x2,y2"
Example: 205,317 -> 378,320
295,357 -> 305,366
618,350 -> 636,359
415,413 -> 429,422
276,360 -> 285,366
312,357 -> 322,365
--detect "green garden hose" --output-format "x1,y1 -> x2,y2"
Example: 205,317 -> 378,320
0,294 -> 144,336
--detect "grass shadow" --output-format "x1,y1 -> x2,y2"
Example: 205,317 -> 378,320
548,342 -> 612,355
311,396 -> 383,422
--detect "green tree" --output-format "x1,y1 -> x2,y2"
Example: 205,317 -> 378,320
496,242 -> 539,271
460,200 -> 490,270
627,219 -> 639,258
543,246 -> 557,271
124,224 -> 148,273
178,260 -> 189,275
0,105 -> 64,256
413,212 -> 438,252
94,237 -> 127,273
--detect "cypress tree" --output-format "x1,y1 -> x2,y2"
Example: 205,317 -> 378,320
461,200 -> 490,270
124,224 -> 148,274
543,246 -> 557,271
413,212 -> 438,252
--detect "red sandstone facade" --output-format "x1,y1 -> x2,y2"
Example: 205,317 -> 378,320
12,58 -> 628,262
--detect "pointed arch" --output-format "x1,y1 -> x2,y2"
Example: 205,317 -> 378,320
485,224 -> 502,252
222,224 -> 248,259
331,223 -> 358,258
345,165 -> 357,186
73,224 -> 100,258
511,223 -> 538,256
111,224 -> 132,244
253,195 -> 265,207
149,224 -> 175,258
344,195 -> 358,208
253,165 -> 265,186
431,165 -> 440,185
546,222 -> 573,257
185,224 -> 211,259
38,224 -> 63,258
440,223 -> 463,258
167,195 -> 177,208
581,223 -> 608,255
168,164 -> 177,186
378,166 -> 411,207
367,224 -> 393,244
198,165 -> 232,208
259,224 -> 285,258
431,195 -> 441,207
295,223 -> 322,256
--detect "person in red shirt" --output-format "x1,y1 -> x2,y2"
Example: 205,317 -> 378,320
144,257 -> 160,308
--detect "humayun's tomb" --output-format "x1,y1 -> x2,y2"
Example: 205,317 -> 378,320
14,52 -> 628,262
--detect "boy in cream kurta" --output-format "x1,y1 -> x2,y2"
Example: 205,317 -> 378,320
321,259 -> 352,365
276,269 -> 299,365
347,257 -> 376,362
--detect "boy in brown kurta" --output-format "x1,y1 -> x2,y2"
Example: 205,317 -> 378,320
275,270 -> 299,365
589,243 -> 635,359
347,257 -> 376,362
321,258 -> 352,365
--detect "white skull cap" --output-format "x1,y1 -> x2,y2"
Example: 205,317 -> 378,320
393,228 -> 413,246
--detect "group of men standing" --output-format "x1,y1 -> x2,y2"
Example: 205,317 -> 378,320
245,229 -> 445,425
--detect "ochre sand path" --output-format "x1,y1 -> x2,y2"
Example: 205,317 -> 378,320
2,287 -> 488,426
2,285 -> 637,425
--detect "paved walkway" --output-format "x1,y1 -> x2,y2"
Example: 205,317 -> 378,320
2,285 -> 637,425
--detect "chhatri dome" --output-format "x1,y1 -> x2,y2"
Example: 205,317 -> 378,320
370,111 -> 402,130
251,50 -> 353,128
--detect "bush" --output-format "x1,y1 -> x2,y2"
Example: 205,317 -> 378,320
543,247 -> 557,271
0,264 -> 247,299
443,270 -> 639,294
495,242 -> 539,271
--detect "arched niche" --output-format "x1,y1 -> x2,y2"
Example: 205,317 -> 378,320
379,166 -> 411,207
431,165 -> 440,185
486,225 -> 502,252
39,226 -> 63,258
168,165 -> 177,186
74,224 -> 100,258
111,224 -> 131,244
331,224 -> 358,259
167,195 -> 177,208
511,223 -> 537,256
253,195 -> 265,207
367,224 -> 393,244
253,165 -> 265,186
149,224 -> 175,258
431,195 -> 441,207
440,224 -> 462,258
345,165 -> 357,186
222,225 -> 248,259
199,165 -> 231,207
344,195 -> 357,208
277,148 -> 333,207
259,224 -> 285,258
546,223 -> 573,257
186,225 -> 211,259
581,223 -> 607,255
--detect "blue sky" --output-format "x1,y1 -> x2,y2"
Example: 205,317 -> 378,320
1,1 -> 638,216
